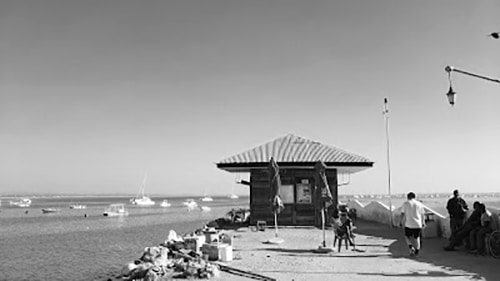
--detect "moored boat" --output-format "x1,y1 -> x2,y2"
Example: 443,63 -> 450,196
200,206 -> 211,212
103,203 -> 128,217
183,199 -> 198,211
130,173 -> 155,206
200,196 -> 213,202
160,200 -> 171,207
131,196 -> 155,206
42,208 -> 60,214
69,204 -> 87,209
9,198 -> 32,208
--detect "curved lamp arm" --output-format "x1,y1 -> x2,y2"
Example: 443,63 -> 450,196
445,66 -> 500,84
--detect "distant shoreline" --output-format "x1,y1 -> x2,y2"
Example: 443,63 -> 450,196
2,192 -> 499,199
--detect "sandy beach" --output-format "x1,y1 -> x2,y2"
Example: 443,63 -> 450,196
216,219 -> 499,281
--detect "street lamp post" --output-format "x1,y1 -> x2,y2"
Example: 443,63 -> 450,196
383,98 -> 393,228
444,65 -> 500,106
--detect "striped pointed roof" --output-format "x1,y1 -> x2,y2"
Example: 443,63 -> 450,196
217,134 -> 373,173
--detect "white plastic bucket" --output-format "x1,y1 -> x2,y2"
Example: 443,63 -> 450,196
218,244 -> 233,262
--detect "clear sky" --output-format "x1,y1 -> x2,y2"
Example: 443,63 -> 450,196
1,0 -> 499,197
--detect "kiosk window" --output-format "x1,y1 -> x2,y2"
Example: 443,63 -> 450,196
296,184 -> 312,204
280,184 -> 294,203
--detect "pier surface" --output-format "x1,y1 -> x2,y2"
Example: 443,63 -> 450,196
219,219 -> 499,281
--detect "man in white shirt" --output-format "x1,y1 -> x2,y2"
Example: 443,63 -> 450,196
400,192 -> 426,256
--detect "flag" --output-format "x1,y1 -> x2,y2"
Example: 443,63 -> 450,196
314,160 -> 334,209
269,157 -> 285,214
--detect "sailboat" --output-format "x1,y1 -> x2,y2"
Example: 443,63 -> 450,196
228,182 -> 239,199
228,174 -> 241,199
130,173 -> 155,206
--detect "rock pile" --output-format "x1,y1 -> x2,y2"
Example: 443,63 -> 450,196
118,231 -> 220,280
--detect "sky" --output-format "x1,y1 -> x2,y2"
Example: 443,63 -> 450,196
1,0 -> 499,197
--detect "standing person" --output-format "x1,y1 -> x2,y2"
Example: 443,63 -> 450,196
446,189 -> 468,238
335,211 -> 355,247
399,192 -> 426,257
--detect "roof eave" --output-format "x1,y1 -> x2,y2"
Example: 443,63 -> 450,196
217,161 -> 374,174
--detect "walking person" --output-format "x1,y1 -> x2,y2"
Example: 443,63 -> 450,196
399,192 -> 426,257
446,189 -> 468,239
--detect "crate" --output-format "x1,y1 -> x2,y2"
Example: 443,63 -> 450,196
184,235 -> 206,253
256,220 -> 267,231
218,244 -> 233,262
201,243 -> 219,261
203,231 -> 219,244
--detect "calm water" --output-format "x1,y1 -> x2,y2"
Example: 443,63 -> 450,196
0,196 -> 248,281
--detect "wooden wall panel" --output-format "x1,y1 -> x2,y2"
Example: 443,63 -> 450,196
249,168 -> 338,226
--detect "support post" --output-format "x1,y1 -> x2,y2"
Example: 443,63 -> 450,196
321,207 -> 326,247
274,211 -> 278,237
383,98 -> 393,227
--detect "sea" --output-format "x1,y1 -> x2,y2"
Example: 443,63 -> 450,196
0,195 -> 249,281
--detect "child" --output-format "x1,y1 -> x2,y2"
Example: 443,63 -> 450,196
334,211 -> 355,248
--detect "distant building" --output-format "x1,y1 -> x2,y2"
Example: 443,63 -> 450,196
216,134 -> 373,226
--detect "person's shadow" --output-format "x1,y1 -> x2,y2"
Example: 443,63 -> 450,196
354,219 -> 498,281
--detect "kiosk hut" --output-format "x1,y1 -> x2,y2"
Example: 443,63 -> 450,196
216,134 -> 373,226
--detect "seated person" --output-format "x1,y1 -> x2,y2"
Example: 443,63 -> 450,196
468,203 -> 493,255
444,201 -> 481,251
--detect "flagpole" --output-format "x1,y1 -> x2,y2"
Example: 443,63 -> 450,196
383,98 -> 393,228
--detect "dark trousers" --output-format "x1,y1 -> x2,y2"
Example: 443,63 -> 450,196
450,217 -> 465,237
449,222 -> 478,248
470,227 -> 492,253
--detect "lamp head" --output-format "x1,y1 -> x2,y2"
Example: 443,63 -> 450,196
446,86 -> 456,106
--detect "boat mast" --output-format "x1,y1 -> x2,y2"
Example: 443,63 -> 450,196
141,172 -> 148,197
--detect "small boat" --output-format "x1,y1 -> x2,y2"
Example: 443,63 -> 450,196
103,204 -> 128,217
130,173 -> 155,206
160,200 -> 171,208
200,196 -> 213,202
69,204 -> 86,209
200,206 -> 211,212
42,208 -> 60,214
183,199 -> 198,212
9,198 -> 32,208
229,194 -> 239,199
